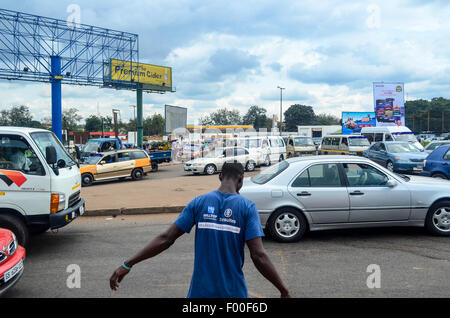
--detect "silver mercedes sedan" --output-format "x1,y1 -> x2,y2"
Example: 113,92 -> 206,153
240,156 -> 450,242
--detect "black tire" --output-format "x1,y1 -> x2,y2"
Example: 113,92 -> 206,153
432,173 -> 448,180
267,208 -> 307,243
0,214 -> 29,247
264,155 -> 271,166
246,161 -> 256,172
425,200 -> 450,236
204,164 -> 217,175
279,155 -> 284,162
151,162 -> 158,172
386,160 -> 395,172
81,173 -> 94,187
131,168 -> 144,181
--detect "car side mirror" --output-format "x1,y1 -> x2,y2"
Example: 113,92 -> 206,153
387,179 -> 398,188
46,146 -> 57,165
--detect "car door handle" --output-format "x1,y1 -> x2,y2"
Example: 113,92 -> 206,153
297,191 -> 311,197
349,191 -> 364,196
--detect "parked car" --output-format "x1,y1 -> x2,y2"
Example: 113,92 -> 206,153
184,147 -> 260,175
422,145 -> 450,180
240,156 -> 450,242
363,141 -> 427,174
0,228 -> 25,296
424,141 -> 450,154
80,149 -> 152,186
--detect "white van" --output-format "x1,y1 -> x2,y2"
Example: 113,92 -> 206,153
0,127 -> 85,246
234,136 -> 286,166
360,126 -> 423,150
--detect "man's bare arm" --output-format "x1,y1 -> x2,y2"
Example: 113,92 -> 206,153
109,224 -> 185,291
247,237 -> 291,298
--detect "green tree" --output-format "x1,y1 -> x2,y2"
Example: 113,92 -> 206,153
284,104 -> 316,131
201,108 -> 242,125
242,106 -> 268,130
62,108 -> 82,132
314,113 -> 341,125
85,115 -> 103,132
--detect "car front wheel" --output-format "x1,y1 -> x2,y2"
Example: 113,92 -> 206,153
82,173 -> 94,187
246,161 -> 256,172
426,201 -> 450,236
267,208 -> 307,243
205,164 -> 217,175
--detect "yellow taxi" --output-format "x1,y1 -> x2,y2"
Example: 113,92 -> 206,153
80,149 -> 152,186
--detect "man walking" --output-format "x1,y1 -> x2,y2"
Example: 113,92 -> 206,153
110,162 -> 290,298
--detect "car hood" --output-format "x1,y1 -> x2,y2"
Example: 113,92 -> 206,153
391,152 -> 428,160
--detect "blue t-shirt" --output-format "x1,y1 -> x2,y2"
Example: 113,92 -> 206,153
175,190 -> 264,298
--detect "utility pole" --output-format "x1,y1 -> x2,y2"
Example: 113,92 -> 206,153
130,105 -> 137,131
277,86 -> 285,132
112,109 -> 120,139
428,111 -> 430,132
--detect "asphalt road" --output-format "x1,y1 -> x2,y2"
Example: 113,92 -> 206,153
5,214 -> 450,298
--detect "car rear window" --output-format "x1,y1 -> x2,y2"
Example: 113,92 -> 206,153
251,161 -> 289,184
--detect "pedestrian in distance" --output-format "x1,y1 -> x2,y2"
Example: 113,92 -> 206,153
109,161 -> 291,298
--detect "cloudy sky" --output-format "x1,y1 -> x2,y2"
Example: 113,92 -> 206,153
1,0 -> 449,125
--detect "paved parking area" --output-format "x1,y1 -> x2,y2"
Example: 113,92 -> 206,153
6,214 -> 450,298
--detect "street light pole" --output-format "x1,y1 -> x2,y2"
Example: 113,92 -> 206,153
277,86 -> 285,132
130,105 -> 137,131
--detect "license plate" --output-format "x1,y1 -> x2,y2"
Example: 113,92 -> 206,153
413,166 -> 422,171
79,205 -> 85,216
4,260 -> 23,283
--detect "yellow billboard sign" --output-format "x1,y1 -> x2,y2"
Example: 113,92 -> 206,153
110,59 -> 172,88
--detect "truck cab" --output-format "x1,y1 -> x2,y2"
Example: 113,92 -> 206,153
81,138 -> 123,162
0,127 -> 85,246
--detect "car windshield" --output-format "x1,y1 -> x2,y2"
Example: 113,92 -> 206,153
31,131 -> 77,167
392,132 -> 417,142
251,161 -> 289,184
348,137 -> 370,146
83,155 -> 102,165
84,141 -> 100,153
294,137 -> 314,146
387,143 -> 421,153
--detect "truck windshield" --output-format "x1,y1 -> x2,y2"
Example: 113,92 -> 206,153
349,137 -> 370,146
294,138 -> 314,146
392,132 -> 416,142
31,132 -> 76,167
84,141 -> 101,153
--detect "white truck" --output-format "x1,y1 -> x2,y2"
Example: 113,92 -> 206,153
0,127 -> 85,246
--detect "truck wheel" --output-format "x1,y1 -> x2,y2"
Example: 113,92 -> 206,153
82,173 -> 94,187
279,155 -> 284,162
267,208 -> 307,243
152,163 -> 159,172
0,214 -> 29,247
264,155 -> 271,166
131,168 -> 144,181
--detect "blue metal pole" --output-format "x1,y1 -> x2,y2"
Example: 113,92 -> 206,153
51,56 -> 62,141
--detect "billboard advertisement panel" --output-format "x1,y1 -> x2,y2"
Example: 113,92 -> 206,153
342,112 -> 376,134
373,82 -> 405,127
165,105 -> 187,133
108,59 -> 172,89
